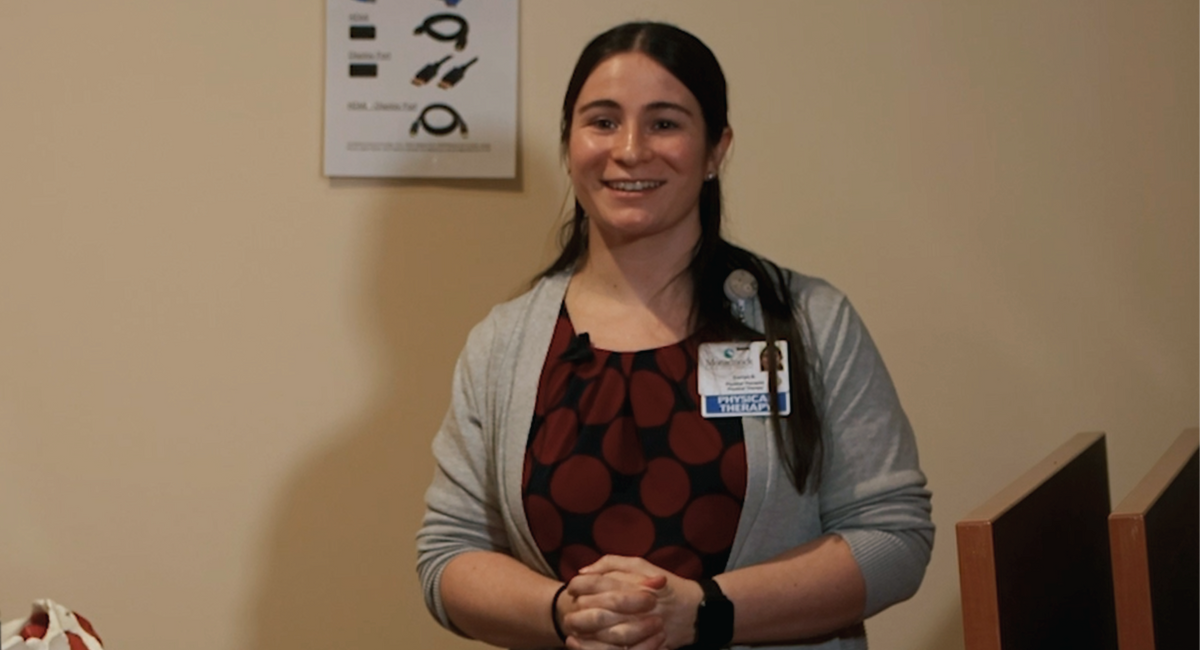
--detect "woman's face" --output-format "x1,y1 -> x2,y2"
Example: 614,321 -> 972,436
568,52 -> 730,248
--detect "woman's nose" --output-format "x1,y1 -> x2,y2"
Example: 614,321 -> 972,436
615,127 -> 651,165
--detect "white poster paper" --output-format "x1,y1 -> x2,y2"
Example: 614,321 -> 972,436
324,0 -> 518,178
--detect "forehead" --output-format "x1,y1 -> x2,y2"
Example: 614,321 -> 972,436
575,51 -> 700,111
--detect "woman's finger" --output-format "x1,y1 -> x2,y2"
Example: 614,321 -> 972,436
564,604 -> 642,635
584,569 -> 664,590
579,555 -> 662,578
566,617 -> 665,650
567,572 -> 658,604
567,634 -> 666,650
571,584 -> 657,617
576,564 -> 668,594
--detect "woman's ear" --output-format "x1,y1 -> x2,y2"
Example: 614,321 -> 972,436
709,126 -> 733,175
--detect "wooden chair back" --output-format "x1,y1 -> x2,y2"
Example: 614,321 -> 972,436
956,432 -> 1117,650
1108,427 -> 1199,650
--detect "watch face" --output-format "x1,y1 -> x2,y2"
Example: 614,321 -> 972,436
697,594 -> 735,649
701,596 -> 734,619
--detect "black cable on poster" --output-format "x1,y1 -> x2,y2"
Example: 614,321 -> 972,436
411,55 -> 452,86
410,103 -> 468,138
413,13 -> 468,51
438,57 -> 478,89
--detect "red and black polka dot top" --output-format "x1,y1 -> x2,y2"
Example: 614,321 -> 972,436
522,306 -> 747,582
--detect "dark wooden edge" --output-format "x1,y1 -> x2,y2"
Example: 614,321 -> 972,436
1112,428 -> 1199,515
955,432 -> 1106,650
956,520 -> 1001,650
960,432 -> 1106,524
1108,427 -> 1199,650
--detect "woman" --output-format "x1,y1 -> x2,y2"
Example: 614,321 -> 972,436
417,21 -> 933,650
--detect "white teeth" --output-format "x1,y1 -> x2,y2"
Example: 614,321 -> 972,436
607,180 -> 663,191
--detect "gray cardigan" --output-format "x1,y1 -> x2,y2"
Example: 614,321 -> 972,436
417,269 -> 934,650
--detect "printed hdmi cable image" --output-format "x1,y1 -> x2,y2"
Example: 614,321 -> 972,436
412,55 -> 452,86
438,57 -> 478,89
410,103 -> 468,138
413,13 -> 468,51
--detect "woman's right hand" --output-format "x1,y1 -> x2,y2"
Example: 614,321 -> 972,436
561,571 -> 668,650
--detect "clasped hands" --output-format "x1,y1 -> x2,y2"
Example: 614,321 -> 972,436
556,555 -> 705,650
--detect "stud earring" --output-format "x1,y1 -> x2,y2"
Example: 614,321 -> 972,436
705,172 -> 717,181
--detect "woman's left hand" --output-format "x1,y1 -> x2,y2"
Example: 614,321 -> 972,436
578,555 -> 705,650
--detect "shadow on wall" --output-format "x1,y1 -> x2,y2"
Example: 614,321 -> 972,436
241,155 -> 560,648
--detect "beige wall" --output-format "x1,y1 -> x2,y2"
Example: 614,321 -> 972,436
0,2 -> 1195,649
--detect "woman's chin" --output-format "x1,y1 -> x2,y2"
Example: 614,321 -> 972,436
589,211 -> 699,245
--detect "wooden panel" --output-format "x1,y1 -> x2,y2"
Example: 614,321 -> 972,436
957,432 -> 1117,650
1110,428 -> 1199,650
956,520 -> 1001,650
1108,515 -> 1153,650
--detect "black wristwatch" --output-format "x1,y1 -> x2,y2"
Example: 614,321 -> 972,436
691,577 -> 735,650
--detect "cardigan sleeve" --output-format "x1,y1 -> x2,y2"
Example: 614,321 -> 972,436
415,312 -> 513,634
802,280 -> 935,618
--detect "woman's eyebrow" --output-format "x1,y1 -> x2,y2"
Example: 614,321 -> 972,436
576,99 -> 621,113
644,101 -> 693,115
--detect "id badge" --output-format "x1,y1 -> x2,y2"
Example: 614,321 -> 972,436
698,341 -> 791,418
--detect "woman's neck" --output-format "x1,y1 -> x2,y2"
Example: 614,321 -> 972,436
575,242 -> 690,306
577,214 -> 698,303
565,222 -> 698,351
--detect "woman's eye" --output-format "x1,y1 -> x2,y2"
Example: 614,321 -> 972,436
652,119 -> 679,130
591,117 -> 617,129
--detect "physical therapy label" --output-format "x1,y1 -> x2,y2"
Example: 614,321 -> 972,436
324,0 -> 518,178
698,341 -> 791,418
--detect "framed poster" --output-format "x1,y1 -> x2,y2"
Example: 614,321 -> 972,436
324,0 -> 518,178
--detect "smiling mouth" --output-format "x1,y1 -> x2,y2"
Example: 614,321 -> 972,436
603,180 -> 665,192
